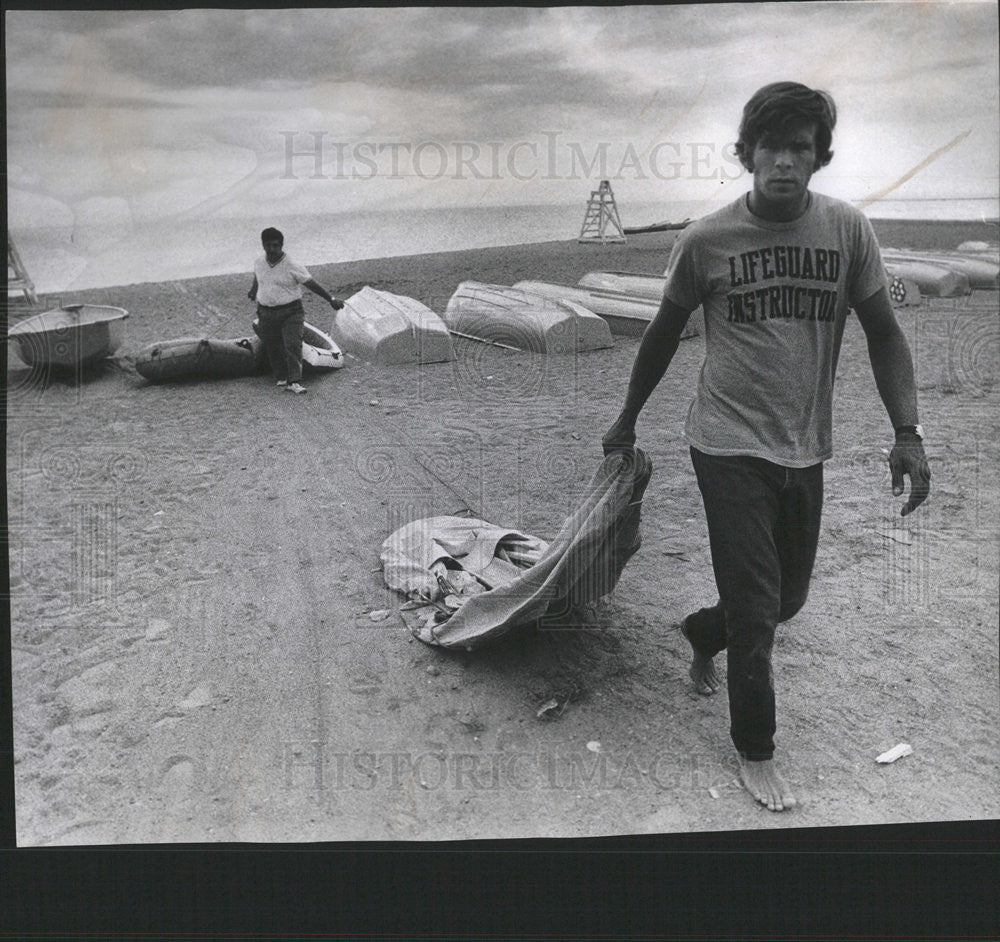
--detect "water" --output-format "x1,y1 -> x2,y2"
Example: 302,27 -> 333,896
12,203 -> 594,294
10,198 -> 998,294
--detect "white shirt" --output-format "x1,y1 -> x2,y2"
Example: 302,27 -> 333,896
254,252 -> 312,306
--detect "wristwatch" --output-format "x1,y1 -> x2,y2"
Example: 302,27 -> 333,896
895,424 -> 924,440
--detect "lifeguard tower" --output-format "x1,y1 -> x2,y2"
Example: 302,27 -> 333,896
7,237 -> 39,306
578,180 -> 626,244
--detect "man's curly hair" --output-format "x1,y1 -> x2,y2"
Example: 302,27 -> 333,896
735,82 -> 837,172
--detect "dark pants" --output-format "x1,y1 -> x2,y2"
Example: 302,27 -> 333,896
687,446 -> 823,761
256,300 -> 305,383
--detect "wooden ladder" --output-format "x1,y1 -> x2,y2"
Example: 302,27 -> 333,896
578,179 -> 626,244
7,237 -> 39,306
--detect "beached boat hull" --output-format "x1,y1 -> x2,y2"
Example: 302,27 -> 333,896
882,258 -> 971,297
883,250 -> 997,290
300,322 -> 345,370
511,279 -> 701,339
578,271 -> 667,302
956,241 -> 999,255
578,269 -> 922,310
445,282 -> 613,353
135,336 -> 265,382
251,319 -> 345,371
334,287 -> 454,365
622,220 -> 691,235
8,304 -> 128,369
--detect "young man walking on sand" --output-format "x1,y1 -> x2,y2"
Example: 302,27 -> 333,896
603,82 -> 931,811
248,227 -> 344,394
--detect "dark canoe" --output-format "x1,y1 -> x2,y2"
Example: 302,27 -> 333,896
134,336 -> 265,382
621,219 -> 692,235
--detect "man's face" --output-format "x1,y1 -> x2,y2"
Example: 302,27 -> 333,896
750,122 -> 819,210
263,239 -> 283,261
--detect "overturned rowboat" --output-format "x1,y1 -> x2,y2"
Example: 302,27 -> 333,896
333,287 -> 454,365
445,281 -> 613,353
881,258 -> 971,297
577,271 -> 666,302
956,241 -> 999,256
882,250 -> 997,290
622,219 -> 692,235
511,279 -> 701,339
8,303 -> 128,370
579,268 -> 921,310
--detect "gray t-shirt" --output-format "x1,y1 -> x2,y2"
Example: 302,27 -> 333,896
665,192 -> 888,467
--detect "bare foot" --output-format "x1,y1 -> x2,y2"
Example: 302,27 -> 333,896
681,617 -> 720,695
738,757 -> 797,812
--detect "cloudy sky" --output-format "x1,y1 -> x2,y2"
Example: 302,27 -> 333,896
6,3 -> 999,232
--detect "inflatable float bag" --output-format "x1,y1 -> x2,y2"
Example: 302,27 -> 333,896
383,447 -> 653,650
381,516 -> 548,602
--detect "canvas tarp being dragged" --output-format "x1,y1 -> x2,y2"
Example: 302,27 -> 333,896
380,448 -> 653,650
381,516 -> 548,602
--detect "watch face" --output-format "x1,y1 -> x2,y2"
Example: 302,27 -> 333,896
914,424 -> 924,440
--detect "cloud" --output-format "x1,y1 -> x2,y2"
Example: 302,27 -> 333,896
5,3 -> 997,224
8,89 -> 185,111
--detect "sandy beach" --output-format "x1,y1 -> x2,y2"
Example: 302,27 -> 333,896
7,219 -> 999,844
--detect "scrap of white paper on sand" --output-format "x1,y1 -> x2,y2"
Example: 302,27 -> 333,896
876,743 -> 914,764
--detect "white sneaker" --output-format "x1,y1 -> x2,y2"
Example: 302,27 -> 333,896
275,380 -> 288,387
285,382 -> 307,394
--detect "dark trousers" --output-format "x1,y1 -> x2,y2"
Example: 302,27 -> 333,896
687,446 -> 823,760
256,300 -> 305,383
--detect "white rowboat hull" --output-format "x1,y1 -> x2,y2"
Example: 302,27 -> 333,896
8,304 -> 128,369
